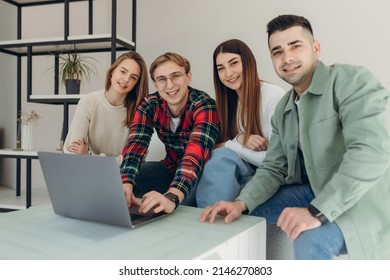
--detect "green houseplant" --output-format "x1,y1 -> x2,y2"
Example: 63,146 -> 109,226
58,47 -> 97,94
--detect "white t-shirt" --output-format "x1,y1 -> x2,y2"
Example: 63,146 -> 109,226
224,82 -> 285,166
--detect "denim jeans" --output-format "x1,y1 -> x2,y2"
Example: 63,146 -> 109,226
134,161 -> 196,206
251,183 -> 347,259
196,147 -> 257,208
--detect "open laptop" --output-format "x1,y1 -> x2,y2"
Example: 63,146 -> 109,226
37,151 -> 168,228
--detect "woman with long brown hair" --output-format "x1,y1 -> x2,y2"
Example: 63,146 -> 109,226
196,39 -> 284,207
64,51 -> 149,164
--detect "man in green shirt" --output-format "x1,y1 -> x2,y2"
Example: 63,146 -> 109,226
200,14 -> 390,259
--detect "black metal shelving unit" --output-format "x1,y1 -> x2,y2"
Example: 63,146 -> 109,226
0,0 -> 136,209
0,0 -> 137,136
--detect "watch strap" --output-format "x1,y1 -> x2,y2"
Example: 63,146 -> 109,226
308,204 -> 328,224
164,192 -> 179,210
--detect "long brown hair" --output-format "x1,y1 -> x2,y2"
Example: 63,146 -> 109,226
105,51 -> 149,127
213,39 -> 263,144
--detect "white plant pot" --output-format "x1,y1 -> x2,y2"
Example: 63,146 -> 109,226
21,123 -> 34,150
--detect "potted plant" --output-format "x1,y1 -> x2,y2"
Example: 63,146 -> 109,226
58,46 -> 97,94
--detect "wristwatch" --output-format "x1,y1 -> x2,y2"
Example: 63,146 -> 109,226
308,204 -> 328,224
164,192 -> 180,210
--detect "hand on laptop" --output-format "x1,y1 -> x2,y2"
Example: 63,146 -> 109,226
123,183 -> 141,208
139,188 -> 185,214
139,191 -> 175,214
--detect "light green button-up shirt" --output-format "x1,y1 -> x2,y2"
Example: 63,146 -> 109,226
237,61 -> 390,259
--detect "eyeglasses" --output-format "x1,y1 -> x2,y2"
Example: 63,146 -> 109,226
154,72 -> 186,87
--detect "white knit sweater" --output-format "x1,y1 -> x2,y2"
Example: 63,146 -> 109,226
64,90 -> 130,164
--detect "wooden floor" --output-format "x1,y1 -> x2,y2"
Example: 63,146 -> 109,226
0,185 -> 50,212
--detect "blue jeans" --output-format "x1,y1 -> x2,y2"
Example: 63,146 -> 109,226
251,183 -> 347,259
134,161 -> 196,206
196,147 -> 257,208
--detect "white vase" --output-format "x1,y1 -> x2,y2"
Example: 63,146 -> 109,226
21,123 -> 34,150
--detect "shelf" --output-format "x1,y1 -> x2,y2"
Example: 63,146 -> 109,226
28,94 -> 83,105
0,34 -> 135,56
3,0 -> 89,7
0,149 -> 39,158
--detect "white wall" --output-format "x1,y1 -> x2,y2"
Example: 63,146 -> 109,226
138,0 -> 390,92
0,1 -> 17,186
1,0 -> 389,189
137,0 -> 390,160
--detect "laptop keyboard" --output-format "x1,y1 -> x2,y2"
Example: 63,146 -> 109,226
128,205 -> 165,224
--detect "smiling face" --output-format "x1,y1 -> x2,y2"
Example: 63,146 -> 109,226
153,60 -> 192,117
216,52 -> 244,96
269,26 -> 320,95
110,58 -> 141,96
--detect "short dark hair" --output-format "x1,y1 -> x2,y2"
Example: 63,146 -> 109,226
267,14 -> 313,39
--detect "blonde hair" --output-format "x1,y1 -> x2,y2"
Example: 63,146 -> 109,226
149,52 -> 191,81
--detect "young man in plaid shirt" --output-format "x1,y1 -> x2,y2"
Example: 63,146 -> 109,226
120,52 -> 220,214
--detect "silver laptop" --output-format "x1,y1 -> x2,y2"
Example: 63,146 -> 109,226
38,151 -> 168,228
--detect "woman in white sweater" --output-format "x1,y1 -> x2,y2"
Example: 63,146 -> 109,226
64,51 -> 149,164
196,39 -> 285,207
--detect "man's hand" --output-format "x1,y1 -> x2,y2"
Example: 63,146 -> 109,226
123,183 -> 140,208
277,207 -> 322,240
199,200 -> 247,223
138,191 -> 176,214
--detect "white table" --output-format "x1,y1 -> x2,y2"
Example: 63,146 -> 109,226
0,204 -> 266,260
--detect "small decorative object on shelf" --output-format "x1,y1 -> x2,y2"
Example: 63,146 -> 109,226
20,110 -> 41,150
57,45 -> 97,94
